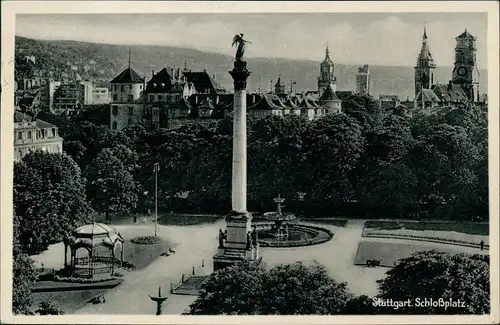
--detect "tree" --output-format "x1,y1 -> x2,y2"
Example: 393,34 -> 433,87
302,114 -> 364,203
86,148 -> 138,221
341,94 -> 382,132
12,214 -> 38,315
377,251 -> 490,314
14,151 -> 90,254
188,261 -> 353,315
35,301 -> 65,315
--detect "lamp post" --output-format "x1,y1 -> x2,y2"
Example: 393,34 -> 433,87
153,163 -> 160,237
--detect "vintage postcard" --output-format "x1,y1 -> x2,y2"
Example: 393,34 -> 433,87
1,1 -> 499,324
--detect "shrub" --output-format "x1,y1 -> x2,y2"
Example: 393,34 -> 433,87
131,235 -> 162,245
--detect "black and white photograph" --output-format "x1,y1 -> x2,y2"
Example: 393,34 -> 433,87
1,1 -> 499,324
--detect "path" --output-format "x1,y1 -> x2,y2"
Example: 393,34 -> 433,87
29,219 -> 488,315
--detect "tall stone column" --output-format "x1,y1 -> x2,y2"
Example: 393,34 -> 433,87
213,59 -> 260,271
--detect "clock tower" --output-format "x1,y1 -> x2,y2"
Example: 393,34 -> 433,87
451,29 -> 480,102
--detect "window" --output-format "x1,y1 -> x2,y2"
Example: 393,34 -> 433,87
121,85 -> 125,92
129,85 -> 132,90
113,94 -> 118,101
128,95 -> 134,102
140,85 -> 143,89
129,107 -> 134,115
17,132 -> 22,140
112,106 -> 118,115
27,131 -> 32,139
112,121 -> 118,130
52,128 -> 56,137
114,85 -> 117,92
158,95 -> 163,101
149,95 -> 154,102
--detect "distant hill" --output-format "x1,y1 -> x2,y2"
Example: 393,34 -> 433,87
15,36 -> 488,100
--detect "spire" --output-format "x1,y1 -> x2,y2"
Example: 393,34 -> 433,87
128,47 -> 131,69
423,22 -> 427,39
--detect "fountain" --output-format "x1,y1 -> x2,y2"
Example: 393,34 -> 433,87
262,194 -> 296,240
257,195 -> 333,248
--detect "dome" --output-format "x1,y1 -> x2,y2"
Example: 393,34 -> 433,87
68,223 -> 124,248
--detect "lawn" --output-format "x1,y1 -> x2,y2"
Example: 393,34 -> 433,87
302,218 -> 348,227
31,289 -> 108,314
363,221 -> 489,246
354,241 -> 473,267
121,238 -> 176,270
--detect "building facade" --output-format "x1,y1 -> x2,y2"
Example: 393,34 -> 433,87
356,65 -> 370,95
14,111 -> 63,161
451,29 -> 480,102
414,28 -> 483,109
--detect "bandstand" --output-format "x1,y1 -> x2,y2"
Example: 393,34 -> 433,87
63,223 -> 124,278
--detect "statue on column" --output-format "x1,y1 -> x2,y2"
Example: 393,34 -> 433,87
232,33 -> 252,61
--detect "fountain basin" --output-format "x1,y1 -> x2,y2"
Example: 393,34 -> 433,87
256,223 -> 333,248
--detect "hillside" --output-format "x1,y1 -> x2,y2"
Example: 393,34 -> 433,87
15,36 -> 488,100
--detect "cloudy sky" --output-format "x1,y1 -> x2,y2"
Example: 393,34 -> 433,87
16,13 -> 487,67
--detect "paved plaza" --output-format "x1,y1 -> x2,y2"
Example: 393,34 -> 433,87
32,219 -> 488,315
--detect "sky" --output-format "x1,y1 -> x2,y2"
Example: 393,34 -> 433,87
16,13 -> 488,67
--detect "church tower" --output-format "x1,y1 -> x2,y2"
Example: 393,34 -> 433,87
414,26 -> 436,98
318,47 -> 337,97
451,29 -> 480,102
274,76 -> 286,95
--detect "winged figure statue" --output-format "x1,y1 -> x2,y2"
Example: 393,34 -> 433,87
232,33 -> 252,61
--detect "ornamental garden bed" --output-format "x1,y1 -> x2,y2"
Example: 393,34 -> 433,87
363,221 -> 489,247
131,235 -> 162,244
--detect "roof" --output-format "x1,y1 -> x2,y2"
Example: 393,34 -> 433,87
284,97 -> 299,108
14,111 -> 55,128
198,98 -> 215,110
275,77 -> 282,87
171,97 -> 193,110
457,29 -> 475,39
319,84 -> 340,101
146,68 -> 173,93
110,67 -> 144,84
68,223 -> 124,248
417,89 -> 441,102
299,97 -> 319,109
249,94 -> 283,111
321,47 -> 333,66
431,83 -> 469,102
183,71 -> 227,94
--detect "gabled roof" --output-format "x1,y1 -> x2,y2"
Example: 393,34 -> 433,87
183,71 -> 227,94
457,29 -> 475,39
275,97 -> 292,110
197,98 -> 215,110
319,84 -> 340,101
299,97 -> 318,109
249,94 -> 282,111
146,68 -> 173,93
110,67 -> 144,84
416,89 -> 441,102
431,83 -> 469,102
284,97 -> 299,108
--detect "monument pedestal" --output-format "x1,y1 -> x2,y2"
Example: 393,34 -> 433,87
213,212 -> 261,271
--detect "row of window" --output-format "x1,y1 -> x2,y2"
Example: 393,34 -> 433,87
113,84 -> 143,92
112,94 -> 135,102
16,128 -> 58,141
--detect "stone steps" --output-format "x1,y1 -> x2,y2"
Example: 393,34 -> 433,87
224,248 -> 246,258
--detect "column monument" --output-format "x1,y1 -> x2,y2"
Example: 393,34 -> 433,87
213,34 -> 260,271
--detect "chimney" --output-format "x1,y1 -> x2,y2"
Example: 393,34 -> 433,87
152,70 -> 155,78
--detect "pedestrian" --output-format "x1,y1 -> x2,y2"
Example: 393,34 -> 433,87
480,240 -> 484,251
